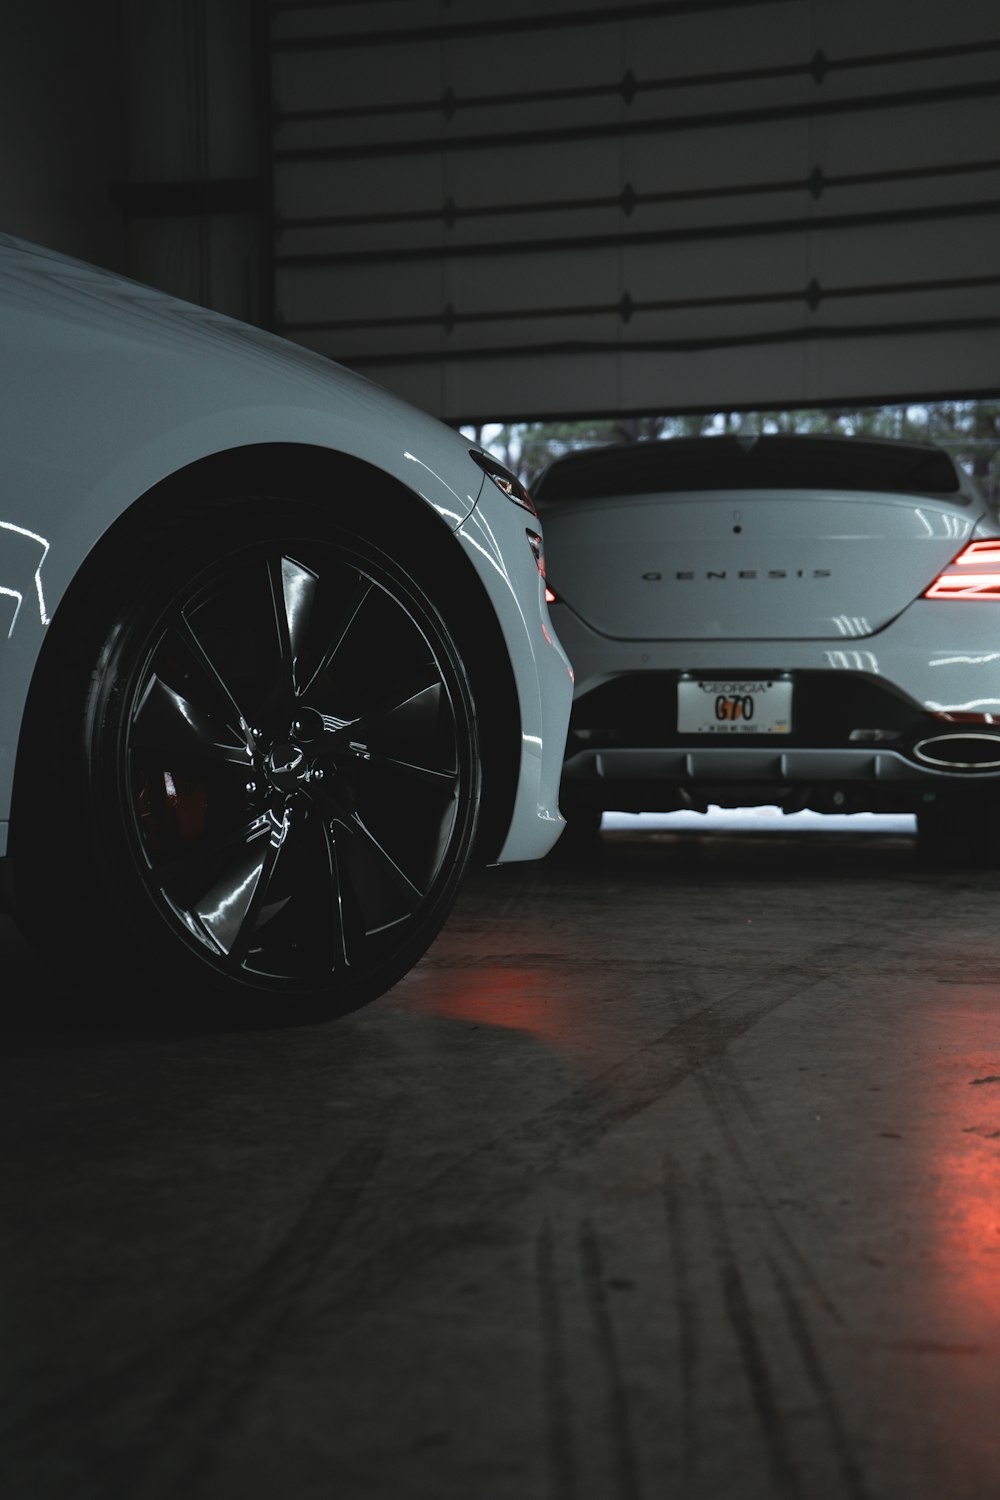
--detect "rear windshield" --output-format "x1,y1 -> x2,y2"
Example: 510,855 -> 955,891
532,434 -> 963,502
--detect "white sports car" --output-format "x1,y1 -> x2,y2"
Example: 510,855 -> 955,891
534,432 -> 1000,859
0,235 -> 572,1019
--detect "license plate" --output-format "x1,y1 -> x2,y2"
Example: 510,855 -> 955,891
677,677 -> 793,735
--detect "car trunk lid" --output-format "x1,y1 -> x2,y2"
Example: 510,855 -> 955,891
539,488 -> 980,640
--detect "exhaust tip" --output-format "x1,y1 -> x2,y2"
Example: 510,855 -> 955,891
912,733 -> 1000,771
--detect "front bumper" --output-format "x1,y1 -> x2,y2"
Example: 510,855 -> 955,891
457,492 -> 574,861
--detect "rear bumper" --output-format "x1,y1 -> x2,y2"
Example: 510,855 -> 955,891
553,599 -> 1000,813
562,742 -> 1000,815
564,744 -> 1000,789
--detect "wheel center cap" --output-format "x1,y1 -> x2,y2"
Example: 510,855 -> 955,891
265,742 -> 308,790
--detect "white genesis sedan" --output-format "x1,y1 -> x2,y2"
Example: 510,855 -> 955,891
0,236 -> 572,1020
534,432 -> 1000,859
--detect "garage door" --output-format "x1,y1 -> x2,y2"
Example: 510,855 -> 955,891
268,0 -> 1000,422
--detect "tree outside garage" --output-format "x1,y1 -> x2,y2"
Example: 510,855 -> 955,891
463,400 -> 1000,505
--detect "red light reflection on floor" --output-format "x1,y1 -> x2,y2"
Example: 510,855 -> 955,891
390,959 -> 587,1062
876,1045 -> 1000,1491
931,1109 -> 1000,1328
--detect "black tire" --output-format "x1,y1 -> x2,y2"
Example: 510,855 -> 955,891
915,798 -> 984,866
13,498 -> 481,1023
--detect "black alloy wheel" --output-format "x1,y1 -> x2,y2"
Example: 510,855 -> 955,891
15,504 -> 480,1021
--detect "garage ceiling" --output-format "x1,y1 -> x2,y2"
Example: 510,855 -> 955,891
268,0 -> 1000,424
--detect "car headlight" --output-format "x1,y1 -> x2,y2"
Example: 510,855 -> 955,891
469,450 -> 538,518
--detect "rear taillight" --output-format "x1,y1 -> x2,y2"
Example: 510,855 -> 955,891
924,540 -> 1000,601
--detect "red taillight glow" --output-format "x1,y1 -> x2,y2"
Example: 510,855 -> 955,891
954,541 -> 1000,565
545,586 -> 557,604
925,541 -> 1000,600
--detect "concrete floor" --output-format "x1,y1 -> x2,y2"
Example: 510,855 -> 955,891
3,815 -> 1000,1500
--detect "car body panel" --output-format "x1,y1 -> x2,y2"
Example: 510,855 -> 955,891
540,489 -> 976,639
0,236 -> 571,861
549,576 -> 1000,718
457,500 -> 574,860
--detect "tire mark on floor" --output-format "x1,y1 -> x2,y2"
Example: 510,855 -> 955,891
663,1151 -> 699,1482
667,871 -> 982,1337
578,1218 -> 645,1500
692,1065 -> 843,1327
11,879 -> 965,1480
145,1128 -> 390,1488
701,1158 -> 804,1500
130,895 -> 956,1335
536,1219 -> 579,1500
252,918 -> 937,1333
769,1257 -> 872,1500
2,1129 -> 390,1496
7,950 -> 808,1488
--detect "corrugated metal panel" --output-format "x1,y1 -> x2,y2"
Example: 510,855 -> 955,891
268,0 -> 1000,421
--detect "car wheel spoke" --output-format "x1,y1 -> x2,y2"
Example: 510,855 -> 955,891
320,819 -> 352,968
145,809 -> 271,889
315,670 -> 443,753
302,573 -> 374,697
268,553 -> 321,702
175,611 -> 255,742
356,671 -> 444,736
189,811 -> 291,960
329,809 -> 424,934
363,753 -> 459,788
130,673 -> 252,766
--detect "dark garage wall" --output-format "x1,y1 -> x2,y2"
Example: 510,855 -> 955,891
3,0 -> 997,429
0,2 -> 126,272
1,1 -> 267,331
268,0 -> 1000,424
116,0 -> 269,327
